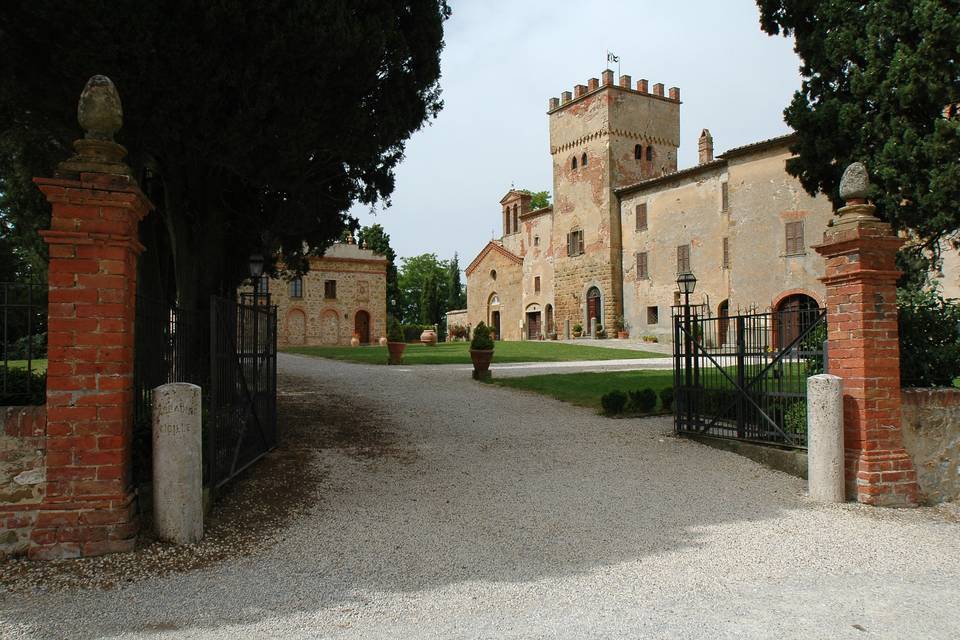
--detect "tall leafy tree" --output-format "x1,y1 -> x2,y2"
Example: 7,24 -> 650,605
446,252 -> 465,310
0,1 -> 450,311
525,190 -> 551,211
397,252 -> 449,324
358,223 -> 400,317
756,0 -> 960,257
419,271 -> 441,325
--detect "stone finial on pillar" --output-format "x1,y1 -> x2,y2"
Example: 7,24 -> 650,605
57,75 -> 132,179
813,162 -> 919,507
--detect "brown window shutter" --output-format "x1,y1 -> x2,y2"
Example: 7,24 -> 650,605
785,221 -> 804,254
721,182 -> 729,211
722,237 -> 729,268
637,252 -> 648,279
578,230 -> 584,255
636,203 -> 647,231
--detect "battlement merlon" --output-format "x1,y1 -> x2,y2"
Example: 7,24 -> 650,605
547,69 -> 681,152
547,69 -> 681,113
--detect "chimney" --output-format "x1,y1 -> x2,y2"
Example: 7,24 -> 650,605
619,74 -> 632,88
561,91 -> 572,104
587,77 -> 599,91
574,84 -> 587,98
636,79 -> 649,93
652,83 -> 664,97
698,129 -> 714,164
601,69 -> 614,86
669,87 -> 680,101
549,97 -> 559,110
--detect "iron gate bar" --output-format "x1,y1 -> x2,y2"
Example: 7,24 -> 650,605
676,308 -> 826,445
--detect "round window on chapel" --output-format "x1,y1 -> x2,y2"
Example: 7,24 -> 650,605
490,269 -> 497,281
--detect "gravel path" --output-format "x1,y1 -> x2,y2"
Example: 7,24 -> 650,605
2,353 -> 959,639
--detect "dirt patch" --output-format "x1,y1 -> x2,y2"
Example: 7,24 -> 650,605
0,372 -> 408,593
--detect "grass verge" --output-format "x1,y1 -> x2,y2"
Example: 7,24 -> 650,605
284,341 -> 662,365
490,369 -> 674,412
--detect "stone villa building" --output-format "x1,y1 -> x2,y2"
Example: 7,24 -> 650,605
464,69 -> 833,343
268,241 -> 387,346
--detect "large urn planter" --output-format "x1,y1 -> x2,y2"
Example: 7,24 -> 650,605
378,336 -> 388,347
470,349 -> 494,380
350,334 -> 360,348
387,341 -> 406,365
617,331 -> 629,340
420,329 -> 437,346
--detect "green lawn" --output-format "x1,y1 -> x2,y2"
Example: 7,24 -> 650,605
283,341 -> 662,365
490,369 -> 675,411
3,359 -> 47,373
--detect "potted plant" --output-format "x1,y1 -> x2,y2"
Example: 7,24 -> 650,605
420,325 -> 437,346
573,323 -> 583,338
595,323 -> 606,339
614,315 -> 630,340
549,331 -> 558,340
387,319 -> 406,365
469,321 -> 495,380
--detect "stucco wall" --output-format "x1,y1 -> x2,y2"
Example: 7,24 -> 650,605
271,243 -> 387,347
901,388 -> 960,504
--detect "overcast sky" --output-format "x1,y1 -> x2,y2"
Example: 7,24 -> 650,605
350,0 -> 802,268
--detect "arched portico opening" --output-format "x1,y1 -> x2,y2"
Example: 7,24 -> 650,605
585,286 -> 602,333
354,310 -> 371,344
488,293 -> 501,340
717,299 -> 729,348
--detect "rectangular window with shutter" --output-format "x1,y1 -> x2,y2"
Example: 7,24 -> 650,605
785,220 -> 804,255
324,279 -> 337,299
290,276 -> 303,299
721,182 -> 729,211
676,244 -> 690,273
722,237 -> 729,269
636,252 -> 648,279
534,276 -> 541,293
636,203 -> 648,231
568,229 -> 584,256
647,306 -> 659,325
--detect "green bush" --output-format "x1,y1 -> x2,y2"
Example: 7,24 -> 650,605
401,323 -> 433,342
470,322 -> 494,351
784,401 -> 807,435
6,332 -> 47,360
600,390 -> 627,415
0,367 -> 46,405
628,387 -> 657,413
659,387 -> 674,411
387,318 -> 403,342
898,287 -> 960,387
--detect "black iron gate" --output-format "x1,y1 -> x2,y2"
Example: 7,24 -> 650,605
208,295 -> 278,489
673,304 -> 826,448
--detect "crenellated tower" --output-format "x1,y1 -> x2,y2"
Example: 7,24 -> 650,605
547,69 -> 681,333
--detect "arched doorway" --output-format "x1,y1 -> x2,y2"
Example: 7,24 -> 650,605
525,304 -> 542,340
286,309 -> 306,345
354,310 -> 370,344
717,300 -> 729,348
586,286 -> 602,332
775,293 -> 819,349
488,293 -> 501,340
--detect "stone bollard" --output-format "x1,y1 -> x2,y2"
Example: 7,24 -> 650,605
807,374 -> 844,503
152,383 -> 204,544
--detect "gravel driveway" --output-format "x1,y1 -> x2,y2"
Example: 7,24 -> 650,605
2,353 -> 959,639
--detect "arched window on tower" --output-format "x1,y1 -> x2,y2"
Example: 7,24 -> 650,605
634,144 -> 643,160
512,204 -> 519,233
581,152 -> 588,167
571,156 -> 578,170
646,146 -> 654,161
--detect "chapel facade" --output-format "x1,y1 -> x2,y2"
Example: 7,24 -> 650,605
464,69 -> 834,343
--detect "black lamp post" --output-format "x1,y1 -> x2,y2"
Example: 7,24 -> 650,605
248,253 -> 267,305
677,271 -> 697,428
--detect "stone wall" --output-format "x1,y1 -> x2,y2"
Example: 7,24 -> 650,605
0,405 -> 47,558
465,244 -> 523,341
445,309 -> 468,339
270,243 -> 387,347
901,388 -> 960,504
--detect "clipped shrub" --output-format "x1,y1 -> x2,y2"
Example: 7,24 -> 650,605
659,387 -> 674,411
387,318 -> 403,342
628,387 -> 657,413
573,323 -> 583,333
0,367 -> 46,405
600,390 -> 627,415
897,286 -> 960,387
470,321 -> 494,351
784,401 -> 807,436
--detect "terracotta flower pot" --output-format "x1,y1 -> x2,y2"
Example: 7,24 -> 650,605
387,341 -> 406,365
350,335 -> 360,347
617,331 -> 629,339
378,336 -> 388,347
420,329 -> 437,346
470,349 -> 494,380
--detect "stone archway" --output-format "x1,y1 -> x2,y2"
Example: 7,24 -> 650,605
488,293 -> 501,339
774,293 -> 819,349
320,309 -> 340,345
286,309 -> 306,345
585,286 -> 602,333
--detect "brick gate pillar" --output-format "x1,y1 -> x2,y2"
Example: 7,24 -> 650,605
31,76 -> 152,558
813,162 -> 918,507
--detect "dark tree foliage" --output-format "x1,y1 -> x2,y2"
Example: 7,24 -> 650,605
0,1 -> 450,310
446,252 -> 465,311
756,0 -> 960,257
897,286 -> 960,387
358,223 -> 400,314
